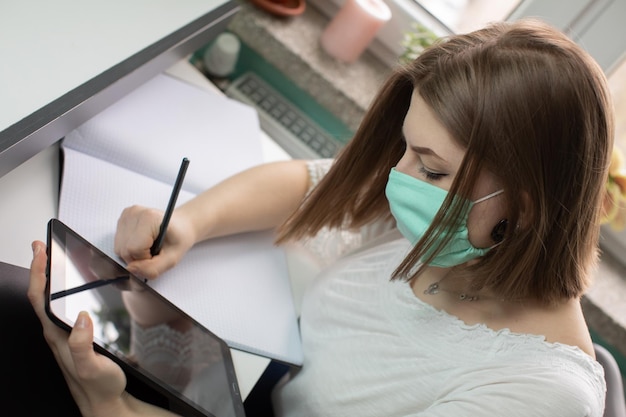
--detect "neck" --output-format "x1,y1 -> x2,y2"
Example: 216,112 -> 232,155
414,266 -> 506,303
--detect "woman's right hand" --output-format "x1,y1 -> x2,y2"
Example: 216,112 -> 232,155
114,205 -> 196,280
114,161 -> 311,280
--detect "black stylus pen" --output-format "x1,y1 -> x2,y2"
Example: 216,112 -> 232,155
150,157 -> 190,256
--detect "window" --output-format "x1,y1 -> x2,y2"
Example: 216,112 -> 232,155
309,0 -> 625,67
601,56 -> 626,260
610,60 -> 626,156
416,0 -> 521,34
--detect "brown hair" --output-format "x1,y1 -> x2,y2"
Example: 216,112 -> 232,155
277,19 -> 614,304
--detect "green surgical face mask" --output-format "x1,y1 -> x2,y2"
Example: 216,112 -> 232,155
385,168 -> 503,268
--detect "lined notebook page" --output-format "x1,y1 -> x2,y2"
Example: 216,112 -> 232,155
58,73 -> 303,365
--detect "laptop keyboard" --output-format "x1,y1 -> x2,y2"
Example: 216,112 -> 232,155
225,72 -> 342,159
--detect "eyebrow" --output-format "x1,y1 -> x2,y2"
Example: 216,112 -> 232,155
410,145 -> 446,162
400,129 -> 449,164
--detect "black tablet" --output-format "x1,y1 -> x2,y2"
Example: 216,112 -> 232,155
45,218 -> 246,417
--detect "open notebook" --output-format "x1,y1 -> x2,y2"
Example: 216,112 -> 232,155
58,73 -> 303,366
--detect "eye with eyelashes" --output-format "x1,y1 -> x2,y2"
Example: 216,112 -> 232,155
419,166 -> 448,181
400,133 -> 450,182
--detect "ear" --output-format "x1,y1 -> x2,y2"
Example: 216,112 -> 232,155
516,190 -> 533,231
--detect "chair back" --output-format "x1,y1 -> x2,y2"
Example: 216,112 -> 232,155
594,343 -> 626,417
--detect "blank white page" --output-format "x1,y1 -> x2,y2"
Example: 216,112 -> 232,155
62,73 -> 263,195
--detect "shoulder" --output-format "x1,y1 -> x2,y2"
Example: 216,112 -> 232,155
426,299 -> 607,416
507,348 -> 606,414
438,345 -> 606,417
511,297 -> 596,357
305,158 -> 334,190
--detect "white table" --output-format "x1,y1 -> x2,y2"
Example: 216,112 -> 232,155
0,0 -> 238,177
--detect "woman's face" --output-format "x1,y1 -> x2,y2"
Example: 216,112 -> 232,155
395,89 -> 507,249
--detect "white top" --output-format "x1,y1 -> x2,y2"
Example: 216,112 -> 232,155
273,160 -> 606,417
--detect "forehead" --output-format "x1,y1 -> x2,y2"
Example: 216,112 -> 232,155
403,89 -> 465,165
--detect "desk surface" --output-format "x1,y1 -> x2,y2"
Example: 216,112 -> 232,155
0,0 -> 238,178
0,58 -> 291,399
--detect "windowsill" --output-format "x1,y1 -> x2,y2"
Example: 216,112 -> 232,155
227,2 -> 626,360
227,2 -> 393,132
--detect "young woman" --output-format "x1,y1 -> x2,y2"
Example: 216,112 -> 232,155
29,18 -> 613,416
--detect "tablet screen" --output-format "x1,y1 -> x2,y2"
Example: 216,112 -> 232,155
46,219 -> 245,417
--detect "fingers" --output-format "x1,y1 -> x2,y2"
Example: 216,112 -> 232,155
27,240 -> 49,322
115,205 -> 188,279
67,311 -> 128,407
27,240 -> 76,368
67,311 -> 97,380
67,312 -> 96,372
126,252 -> 178,280
67,311 -> 112,382
114,205 -> 161,263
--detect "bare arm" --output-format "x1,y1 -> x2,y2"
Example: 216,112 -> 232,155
114,160 -> 311,278
179,159 -> 310,242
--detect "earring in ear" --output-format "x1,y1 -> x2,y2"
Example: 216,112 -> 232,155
491,219 -> 508,243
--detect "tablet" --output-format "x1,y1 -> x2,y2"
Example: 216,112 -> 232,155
45,218 -> 246,417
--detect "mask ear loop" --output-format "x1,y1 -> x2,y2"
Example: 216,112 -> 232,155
473,189 -> 504,204
471,189 -> 506,244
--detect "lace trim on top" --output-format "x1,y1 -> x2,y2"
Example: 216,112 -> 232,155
300,159 -> 396,266
305,158 -> 334,192
384,254 -> 606,405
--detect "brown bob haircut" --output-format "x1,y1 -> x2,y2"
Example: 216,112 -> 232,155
277,18 -> 614,305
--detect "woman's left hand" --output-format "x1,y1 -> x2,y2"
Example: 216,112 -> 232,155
27,240 -> 177,417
